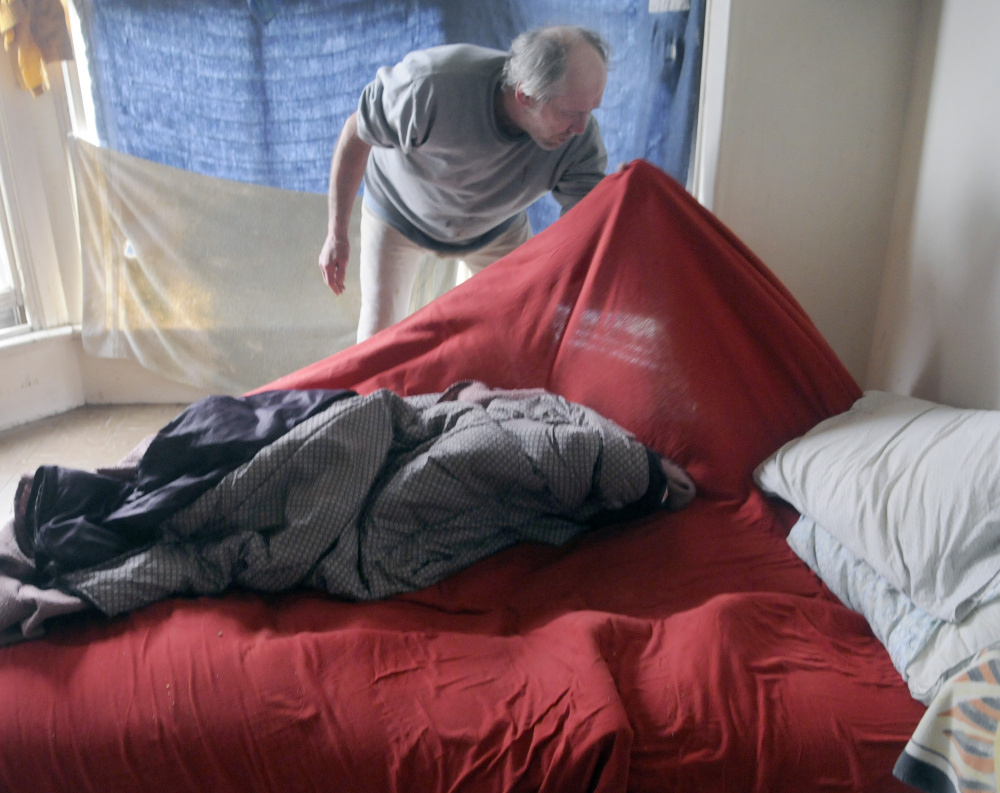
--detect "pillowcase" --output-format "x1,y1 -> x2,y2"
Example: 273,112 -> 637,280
788,514 -> 1000,705
786,515 -> 939,683
906,589 -> 1000,704
754,390 -> 1000,623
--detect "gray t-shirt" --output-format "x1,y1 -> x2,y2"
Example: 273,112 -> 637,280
355,43 -> 608,253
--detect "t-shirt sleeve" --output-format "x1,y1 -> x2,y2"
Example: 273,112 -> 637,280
355,60 -> 435,153
551,117 -> 609,214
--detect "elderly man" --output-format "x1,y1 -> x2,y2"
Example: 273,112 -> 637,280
318,25 -> 610,342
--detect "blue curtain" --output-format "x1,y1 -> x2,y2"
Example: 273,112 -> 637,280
72,0 -> 703,231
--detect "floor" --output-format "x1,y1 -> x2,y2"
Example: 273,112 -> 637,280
0,404 -> 189,523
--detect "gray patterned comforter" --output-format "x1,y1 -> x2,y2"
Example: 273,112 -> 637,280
59,387 -> 653,616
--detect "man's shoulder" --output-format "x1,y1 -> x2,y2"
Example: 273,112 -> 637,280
400,43 -> 505,80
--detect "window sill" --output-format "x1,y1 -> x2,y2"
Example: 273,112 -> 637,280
0,324 -> 77,353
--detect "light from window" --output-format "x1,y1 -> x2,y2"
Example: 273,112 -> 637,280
0,227 -> 24,331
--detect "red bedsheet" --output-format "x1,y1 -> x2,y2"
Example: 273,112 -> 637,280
0,161 -> 925,792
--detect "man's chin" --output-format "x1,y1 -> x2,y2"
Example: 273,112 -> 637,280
533,135 -> 569,151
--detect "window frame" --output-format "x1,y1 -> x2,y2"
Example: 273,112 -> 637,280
0,15 -> 92,340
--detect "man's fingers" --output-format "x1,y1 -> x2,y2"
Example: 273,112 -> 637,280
320,260 -> 341,294
319,238 -> 347,295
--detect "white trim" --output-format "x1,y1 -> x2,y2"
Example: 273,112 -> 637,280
63,0 -> 98,143
0,323 -> 30,344
0,55 -> 71,329
0,77 -> 29,326
0,323 -> 75,353
690,0 -> 730,210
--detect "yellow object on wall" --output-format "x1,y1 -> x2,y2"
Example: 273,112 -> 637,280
0,0 -> 73,96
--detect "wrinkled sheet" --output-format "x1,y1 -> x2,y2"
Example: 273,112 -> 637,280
0,161 -> 925,793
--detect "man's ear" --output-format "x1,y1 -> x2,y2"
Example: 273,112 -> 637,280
514,85 -> 537,109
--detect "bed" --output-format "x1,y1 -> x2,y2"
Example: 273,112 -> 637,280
0,160 -> 934,792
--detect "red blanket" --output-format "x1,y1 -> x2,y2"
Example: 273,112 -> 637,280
0,161 -> 924,792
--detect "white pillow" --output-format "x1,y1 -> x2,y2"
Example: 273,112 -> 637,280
787,513 -> 1000,705
906,593 -> 1000,704
754,390 -> 1000,623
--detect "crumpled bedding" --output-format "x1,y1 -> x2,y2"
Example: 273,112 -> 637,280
4,384 -> 672,635
19,388 -> 354,579
0,525 -> 88,646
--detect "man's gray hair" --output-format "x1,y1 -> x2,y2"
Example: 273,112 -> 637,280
501,26 -> 610,102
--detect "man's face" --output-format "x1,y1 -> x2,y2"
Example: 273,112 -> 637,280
520,45 -> 607,150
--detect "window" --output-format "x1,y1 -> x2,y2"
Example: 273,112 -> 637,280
0,133 -> 27,336
0,1 -> 93,339
0,240 -> 25,332
0,258 -> 23,332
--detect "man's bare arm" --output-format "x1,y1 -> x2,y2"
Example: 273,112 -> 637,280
318,112 -> 372,295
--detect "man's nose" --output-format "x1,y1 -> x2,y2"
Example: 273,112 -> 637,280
569,113 -> 588,135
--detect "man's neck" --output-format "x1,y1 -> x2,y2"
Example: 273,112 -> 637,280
494,85 -> 524,137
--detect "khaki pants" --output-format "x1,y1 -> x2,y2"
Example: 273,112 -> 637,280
357,203 -> 532,343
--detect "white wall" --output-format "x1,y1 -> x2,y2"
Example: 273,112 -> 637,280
0,329 -> 83,428
867,0 -> 1000,410
709,0 -> 923,383
0,331 -> 210,431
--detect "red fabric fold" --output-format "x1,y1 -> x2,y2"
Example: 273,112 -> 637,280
262,161 -> 860,499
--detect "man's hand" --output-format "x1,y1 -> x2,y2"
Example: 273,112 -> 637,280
318,233 -> 349,295
319,112 -> 371,297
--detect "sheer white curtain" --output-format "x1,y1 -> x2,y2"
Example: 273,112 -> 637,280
71,138 -> 460,393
